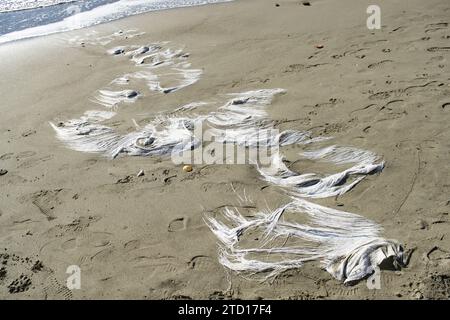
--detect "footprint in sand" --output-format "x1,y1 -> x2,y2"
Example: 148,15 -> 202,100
43,276 -> 73,300
132,255 -> 183,275
168,217 -> 188,232
326,285 -> 362,298
87,232 -> 112,248
17,155 -> 53,169
73,158 -> 98,171
87,246 -> 115,265
61,238 -> 77,251
39,217 -> 105,271
16,151 -> 36,160
61,232 -> 112,251
0,153 -> 14,161
123,239 -> 141,251
368,60 -> 393,69
428,56 -> 445,64
41,216 -> 100,239
28,189 -> 65,221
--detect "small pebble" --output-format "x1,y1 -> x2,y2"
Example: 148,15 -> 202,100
183,165 -> 193,173
113,48 -> 124,55
315,44 -> 324,49
302,1 -> 311,6
416,219 -> 428,230
126,90 -> 139,98
0,169 -> 8,176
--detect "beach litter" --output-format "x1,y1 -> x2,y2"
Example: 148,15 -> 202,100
137,170 -> 145,177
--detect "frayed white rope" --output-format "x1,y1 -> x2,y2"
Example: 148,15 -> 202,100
257,152 -> 384,198
205,199 -> 405,283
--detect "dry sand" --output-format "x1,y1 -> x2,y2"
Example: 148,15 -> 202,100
0,0 -> 449,299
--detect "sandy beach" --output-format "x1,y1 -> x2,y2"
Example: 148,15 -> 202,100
0,0 -> 449,299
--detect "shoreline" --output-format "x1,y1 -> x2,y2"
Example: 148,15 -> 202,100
0,0 -> 449,299
0,0 -> 233,45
